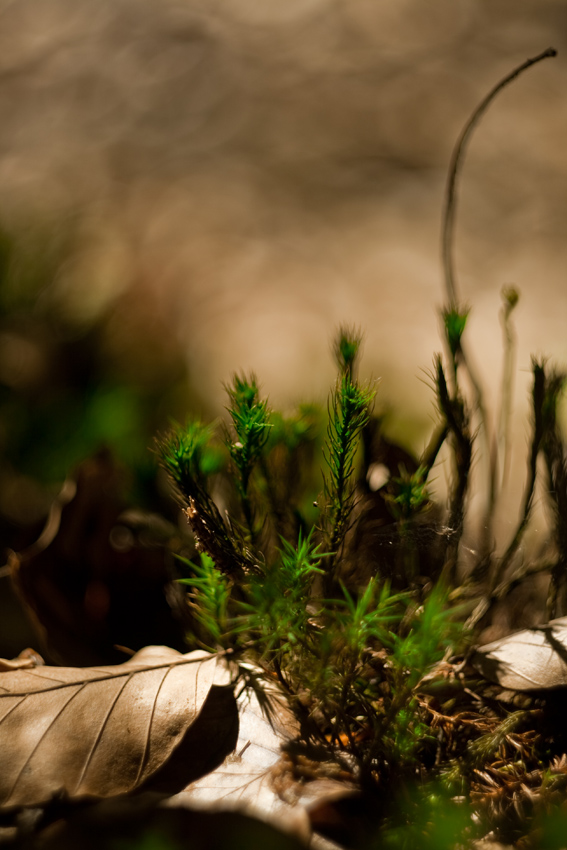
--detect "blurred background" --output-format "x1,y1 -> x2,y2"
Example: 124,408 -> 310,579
0,0 -> 565,584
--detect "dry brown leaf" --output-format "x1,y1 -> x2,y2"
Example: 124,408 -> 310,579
0,645 -> 223,810
473,617 -> 567,691
166,673 -> 357,845
165,677 -> 304,830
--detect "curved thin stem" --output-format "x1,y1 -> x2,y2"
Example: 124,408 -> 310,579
441,47 -> 556,309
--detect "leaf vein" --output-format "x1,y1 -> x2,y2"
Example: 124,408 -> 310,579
74,673 -> 133,792
5,684 -> 86,803
133,665 -> 174,787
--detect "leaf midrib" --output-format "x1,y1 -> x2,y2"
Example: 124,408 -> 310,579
0,654 -> 214,698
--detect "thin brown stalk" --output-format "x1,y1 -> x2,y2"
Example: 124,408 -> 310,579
441,47 -> 556,309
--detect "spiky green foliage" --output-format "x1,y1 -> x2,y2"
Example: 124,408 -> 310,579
322,329 -> 376,589
226,373 -> 272,494
385,465 -> 430,522
259,404 -> 324,544
239,530 -> 325,661
178,552 -> 232,650
225,373 -> 272,538
156,314 -> 567,844
334,324 -> 363,383
442,305 -> 469,363
289,581 -> 462,775
467,710 -> 531,766
160,356 -> 460,781
153,50 -> 567,847
157,419 -> 224,503
324,376 -> 375,549
385,585 -> 461,764
307,580 -> 408,754
267,405 -> 321,453
175,533 -> 459,783
156,419 -> 256,577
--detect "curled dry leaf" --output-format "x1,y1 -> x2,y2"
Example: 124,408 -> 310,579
0,645 -> 225,810
0,648 -> 44,672
166,676 -> 306,835
473,617 -> 567,691
166,673 -> 357,845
